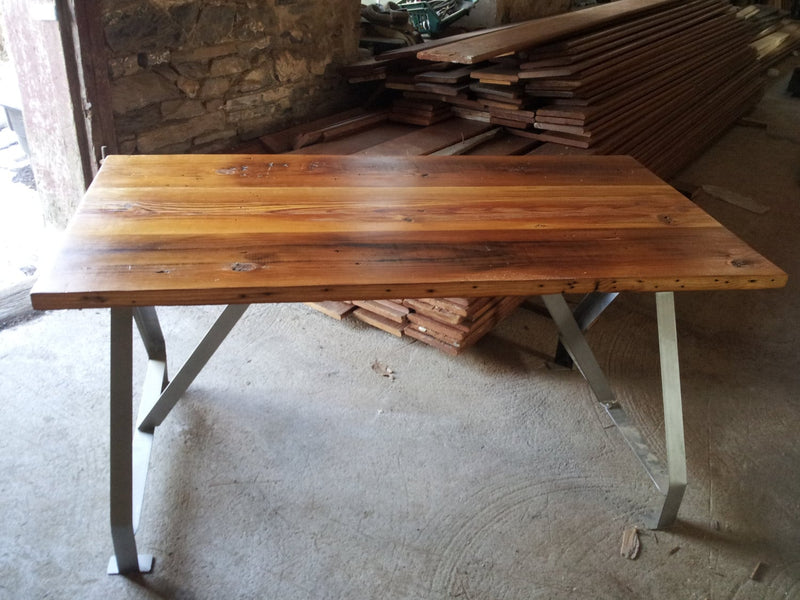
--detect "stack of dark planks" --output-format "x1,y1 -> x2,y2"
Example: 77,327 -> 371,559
342,0 -> 768,179
516,0 -> 763,177
252,0 -> 782,353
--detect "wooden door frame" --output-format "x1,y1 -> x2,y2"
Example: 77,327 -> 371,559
55,0 -> 117,183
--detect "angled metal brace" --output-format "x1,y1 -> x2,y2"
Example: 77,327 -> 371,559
138,304 -> 249,433
542,292 -> 687,529
553,292 -> 618,368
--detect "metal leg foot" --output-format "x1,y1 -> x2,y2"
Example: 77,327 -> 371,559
107,554 -> 154,575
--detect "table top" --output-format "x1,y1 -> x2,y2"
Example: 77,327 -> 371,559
30,154 -> 786,310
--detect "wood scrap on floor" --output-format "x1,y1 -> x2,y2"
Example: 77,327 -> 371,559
371,359 -> 396,380
750,561 -> 766,581
692,185 -> 770,214
620,526 -> 641,560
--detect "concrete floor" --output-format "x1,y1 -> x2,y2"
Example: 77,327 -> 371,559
1,59 -> 798,599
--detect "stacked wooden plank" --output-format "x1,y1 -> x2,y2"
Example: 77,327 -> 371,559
351,300 -> 410,337
416,0 -> 684,64
517,0 -> 763,177
403,296 -> 526,356
380,61 -> 537,130
389,97 -> 452,126
342,0 -> 765,180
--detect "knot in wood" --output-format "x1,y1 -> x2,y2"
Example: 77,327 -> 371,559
231,262 -> 258,272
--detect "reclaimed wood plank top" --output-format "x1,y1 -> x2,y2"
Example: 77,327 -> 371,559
30,154 -> 786,310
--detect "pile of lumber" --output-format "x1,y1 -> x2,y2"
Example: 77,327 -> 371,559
342,0 -> 766,179
402,296 -> 525,355
305,294 -> 527,355
381,60 -> 537,129
518,0 -> 763,177
352,300 -> 410,337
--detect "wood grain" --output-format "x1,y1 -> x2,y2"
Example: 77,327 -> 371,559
30,154 -> 786,310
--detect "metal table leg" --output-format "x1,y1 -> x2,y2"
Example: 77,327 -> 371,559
107,304 -> 248,574
542,292 -> 687,529
108,307 -> 154,574
652,291 -> 687,528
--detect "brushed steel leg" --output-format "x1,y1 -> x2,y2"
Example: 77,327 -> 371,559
542,293 -> 687,529
108,307 -> 154,574
651,291 -> 687,529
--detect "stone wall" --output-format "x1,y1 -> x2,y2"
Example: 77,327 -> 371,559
103,0 -> 361,154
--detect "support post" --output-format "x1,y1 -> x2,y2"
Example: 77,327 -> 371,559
108,307 -> 154,574
650,291 -> 687,529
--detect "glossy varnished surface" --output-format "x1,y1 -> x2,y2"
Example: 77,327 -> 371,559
30,154 -> 786,309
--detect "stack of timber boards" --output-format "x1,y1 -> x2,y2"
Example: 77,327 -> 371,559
343,0 -> 765,180
259,114 -> 536,354
403,297 -> 525,356
519,0 -> 763,178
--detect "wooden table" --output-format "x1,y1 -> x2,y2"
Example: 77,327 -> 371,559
30,154 -> 786,575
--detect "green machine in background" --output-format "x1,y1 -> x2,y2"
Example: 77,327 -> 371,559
396,0 -> 478,35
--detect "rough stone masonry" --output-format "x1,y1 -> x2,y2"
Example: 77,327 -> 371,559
103,0 -> 361,154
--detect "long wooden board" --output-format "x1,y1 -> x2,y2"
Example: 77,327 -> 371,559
518,5 -> 730,80
520,0 -> 723,65
287,122 -> 417,155
417,0 -> 683,64
353,118 -> 493,156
